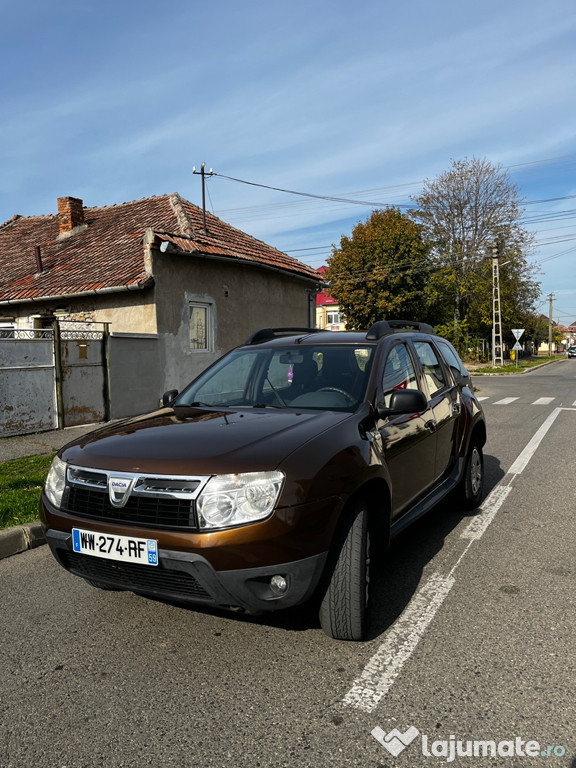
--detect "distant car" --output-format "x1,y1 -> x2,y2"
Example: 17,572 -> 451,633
41,320 -> 486,641
568,346 -> 576,358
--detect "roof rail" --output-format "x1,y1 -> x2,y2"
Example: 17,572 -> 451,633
244,327 -> 322,345
366,319 -> 436,340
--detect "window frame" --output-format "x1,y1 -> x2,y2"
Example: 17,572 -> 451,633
381,342 -> 420,407
189,301 -> 213,352
412,340 -> 451,398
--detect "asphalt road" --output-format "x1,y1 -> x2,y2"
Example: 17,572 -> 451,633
1,362 -> 574,768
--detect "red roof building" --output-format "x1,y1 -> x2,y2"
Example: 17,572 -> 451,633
315,266 -> 345,330
0,194 -> 321,390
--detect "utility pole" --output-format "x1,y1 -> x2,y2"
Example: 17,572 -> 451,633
492,243 -> 503,367
192,163 -> 213,232
548,293 -> 554,357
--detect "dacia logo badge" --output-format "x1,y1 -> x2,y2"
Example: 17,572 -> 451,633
108,476 -> 133,508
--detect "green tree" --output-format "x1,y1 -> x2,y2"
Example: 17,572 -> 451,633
326,208 -> 433,329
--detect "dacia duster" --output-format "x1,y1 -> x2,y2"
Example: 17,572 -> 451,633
41,320 -> 486,640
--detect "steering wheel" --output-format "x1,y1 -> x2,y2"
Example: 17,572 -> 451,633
316,386 -> 356,405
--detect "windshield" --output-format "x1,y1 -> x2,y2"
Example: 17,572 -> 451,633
176,344 -> 374,411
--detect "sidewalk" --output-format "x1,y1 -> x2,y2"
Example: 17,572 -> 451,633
0,422 -> 104,463
0,423 -> 105,561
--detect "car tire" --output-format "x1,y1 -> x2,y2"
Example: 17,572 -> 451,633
318,499 -> 370,641
460,439 -> 484,508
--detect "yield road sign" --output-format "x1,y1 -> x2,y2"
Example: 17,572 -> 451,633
512,329 -> 525,340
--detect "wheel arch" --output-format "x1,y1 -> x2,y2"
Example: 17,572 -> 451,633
340,478 -> 392,553
470,418 -> 487,449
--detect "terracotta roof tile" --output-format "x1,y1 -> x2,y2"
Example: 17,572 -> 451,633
0,194 -> 319,304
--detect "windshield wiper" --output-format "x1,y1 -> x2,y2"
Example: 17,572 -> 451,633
174,401 -> 226,408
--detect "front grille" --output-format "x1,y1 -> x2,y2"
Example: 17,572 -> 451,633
64,486 -> 197,529
63,466 -> 209,531
61,551 -> 212,600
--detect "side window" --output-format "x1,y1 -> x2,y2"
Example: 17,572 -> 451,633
414,341 -> 447,397
382,344 -> 418,406
436,340 -> 469,384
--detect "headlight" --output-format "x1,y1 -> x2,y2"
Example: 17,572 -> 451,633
197,471 -> 284,530
44,455 -> 67,507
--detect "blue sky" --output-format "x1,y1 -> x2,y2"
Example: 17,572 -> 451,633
2,0 -> 576,322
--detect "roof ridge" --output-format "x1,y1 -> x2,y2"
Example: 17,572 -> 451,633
169,193 -> 196,237
82,193 -> 172,212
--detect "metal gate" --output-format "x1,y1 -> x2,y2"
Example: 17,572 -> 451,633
54,322 -> 110,428
0,330 -> 58,437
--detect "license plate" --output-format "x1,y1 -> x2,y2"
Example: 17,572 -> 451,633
72,528 -> 158,566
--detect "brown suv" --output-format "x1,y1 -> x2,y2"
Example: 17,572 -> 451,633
41,321 -> 486,640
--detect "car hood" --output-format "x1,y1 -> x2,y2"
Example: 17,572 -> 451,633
60,406 -> 352,475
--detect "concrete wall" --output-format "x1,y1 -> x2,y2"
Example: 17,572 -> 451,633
108,334 -> 162,418
152,249 -> 318,394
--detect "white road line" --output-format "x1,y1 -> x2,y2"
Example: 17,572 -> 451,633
507,407 -> 561,475
342,406 -> 564,713
533,397 -> 555,405
476,396 -> 489,401
460,484 -> 514,541
343,573 -> 455,712
493,397 -> 519,405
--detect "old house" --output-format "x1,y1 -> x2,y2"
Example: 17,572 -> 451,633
0,194 -> 320,435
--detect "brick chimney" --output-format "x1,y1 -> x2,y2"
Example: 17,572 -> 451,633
57,196 -> 85,234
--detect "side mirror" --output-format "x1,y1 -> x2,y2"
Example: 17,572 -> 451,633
161,389 -> 179,407
377,389 -> 427,419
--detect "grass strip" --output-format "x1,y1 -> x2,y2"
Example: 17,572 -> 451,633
0,453 -> 54,529
471,356 -> 566,375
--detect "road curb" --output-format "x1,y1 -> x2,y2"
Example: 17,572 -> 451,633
0,522 -> 46,560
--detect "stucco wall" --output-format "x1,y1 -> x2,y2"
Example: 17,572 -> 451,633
7,289 -> 156,334
152,249 -> 317,393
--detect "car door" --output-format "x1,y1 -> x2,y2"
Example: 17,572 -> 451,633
412,339 -> 460,481
378,342 -> 437,518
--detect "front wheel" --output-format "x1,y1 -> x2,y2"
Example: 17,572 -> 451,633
318,499 -> 370,641
460,440 -> 484,508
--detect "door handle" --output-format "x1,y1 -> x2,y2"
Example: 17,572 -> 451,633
424,419 -> 437,433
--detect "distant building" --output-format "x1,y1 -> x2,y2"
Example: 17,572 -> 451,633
315,266 -> 345,330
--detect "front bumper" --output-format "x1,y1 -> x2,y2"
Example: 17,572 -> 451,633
46,529 -> 327,614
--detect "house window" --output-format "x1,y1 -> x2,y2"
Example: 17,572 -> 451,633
189,303 -> 211,350
326,311 -> 343,325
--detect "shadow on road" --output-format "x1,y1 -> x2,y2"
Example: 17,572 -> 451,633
144,452 -> 506,641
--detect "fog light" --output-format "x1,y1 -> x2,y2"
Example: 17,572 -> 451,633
270,575 -> 288,596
